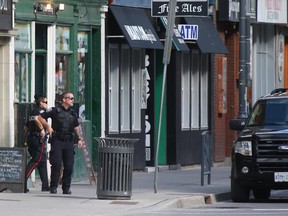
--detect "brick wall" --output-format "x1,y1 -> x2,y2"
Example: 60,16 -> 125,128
213,23 -> 239,162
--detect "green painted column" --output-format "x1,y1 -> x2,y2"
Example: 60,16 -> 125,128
155,51 -> 167,165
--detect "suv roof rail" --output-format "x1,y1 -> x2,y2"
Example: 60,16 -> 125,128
270,88 -> 288,95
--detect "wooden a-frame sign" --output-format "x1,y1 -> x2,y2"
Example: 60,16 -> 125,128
79,121 -> 96,184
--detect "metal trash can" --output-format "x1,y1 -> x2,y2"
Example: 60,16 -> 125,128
96,137 -> 138,200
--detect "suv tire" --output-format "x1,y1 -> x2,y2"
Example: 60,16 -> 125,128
231,172 -> 250,202
253,189 -> 271,200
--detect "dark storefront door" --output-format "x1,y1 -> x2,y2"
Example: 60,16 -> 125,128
35,24 -> 48,95
35,54 -> 46,95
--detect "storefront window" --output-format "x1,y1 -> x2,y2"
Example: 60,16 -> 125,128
14,23 -> 31,102
55,26 -> 70,101
108,44 -> 142,134
15,24 -> 31,50
181,52 -> 190,130
120,45 -> 130,132
78,32 -> 88,119
181,50 -> 208,130
201,54 -> 209,128
55,55 -> 69,101
14,53 -> 29,102
56,27 -> 70,51
132,49 -> 141,132
191,50 -> 200,129
108,44 -> 120,133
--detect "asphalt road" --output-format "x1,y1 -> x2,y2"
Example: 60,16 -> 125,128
118,190 -> 288,216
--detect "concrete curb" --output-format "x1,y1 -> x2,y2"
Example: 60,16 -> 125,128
158,192 -> 231,209
211,192 -> 231,203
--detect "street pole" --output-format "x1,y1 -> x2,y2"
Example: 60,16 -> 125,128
154,0 -> 177,194
238,0 -> 247,119
245,16 -> 251,87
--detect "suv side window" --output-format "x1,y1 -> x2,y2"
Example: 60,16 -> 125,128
248,101 -> 265,125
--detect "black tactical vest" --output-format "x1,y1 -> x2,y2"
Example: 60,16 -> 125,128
53,107 -> 77,134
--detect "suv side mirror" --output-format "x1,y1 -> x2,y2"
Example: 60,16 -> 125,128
229,119 -> 246,131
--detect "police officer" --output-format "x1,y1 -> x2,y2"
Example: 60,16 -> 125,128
24,94 -> 50,193
37,92 -> 83,194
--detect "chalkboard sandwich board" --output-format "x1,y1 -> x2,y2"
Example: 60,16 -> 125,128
79,122 -> 96,184
0,147 -> 26,193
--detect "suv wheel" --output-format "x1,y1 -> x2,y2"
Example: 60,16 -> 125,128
231,175 -> 250,202
253,189 -> 271,200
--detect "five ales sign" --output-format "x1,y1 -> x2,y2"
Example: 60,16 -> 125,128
151,0 -> 208,17
0,0 -> 12,30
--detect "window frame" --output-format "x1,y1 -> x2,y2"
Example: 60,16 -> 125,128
200,54 -> 209,129
14,22 -> 32,102
108,44 -> 120,134
131,49 -> 142,133
181,52 -> 191,130
191,50 -> 200,130
120,45 -> 131,133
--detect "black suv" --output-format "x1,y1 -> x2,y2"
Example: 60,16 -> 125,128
230,88 -> 288,202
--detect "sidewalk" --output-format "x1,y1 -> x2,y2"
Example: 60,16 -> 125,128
0,166 -> 231,216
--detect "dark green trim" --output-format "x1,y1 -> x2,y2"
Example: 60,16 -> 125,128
35,50 -> 47,54
69,23 -> 78,95
14,50 -> 33,53
91,28 -> 101,169
15,0 -> 105,26
85,30 -> 93,120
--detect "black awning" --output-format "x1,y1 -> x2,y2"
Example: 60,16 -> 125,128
184,17 -> 228,54
110,6 -> 163,49
160,17 -> 189,52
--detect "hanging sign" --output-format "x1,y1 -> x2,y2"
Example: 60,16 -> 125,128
151,0 -> 208,17
178,24 -> 199,40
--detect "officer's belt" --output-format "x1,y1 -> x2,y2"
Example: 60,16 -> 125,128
27,131 -> 40,137
54,132 -> 73,141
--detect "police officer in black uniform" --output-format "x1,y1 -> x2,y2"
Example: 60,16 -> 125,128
37,92 -> 83,194
24,94 -> 50,193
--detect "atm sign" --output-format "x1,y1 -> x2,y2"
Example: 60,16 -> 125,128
178,24 -> 198,40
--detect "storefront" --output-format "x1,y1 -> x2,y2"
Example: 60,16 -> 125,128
106,4 -> 163,170
106,1 -> 228,168
0,0 -> 17,148
165,16 -> 228,166
14,0 -> 105,179
252,1 -> 287,104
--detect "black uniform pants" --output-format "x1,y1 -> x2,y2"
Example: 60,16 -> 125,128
49,138 -> 74,191
25,136 -> 49,189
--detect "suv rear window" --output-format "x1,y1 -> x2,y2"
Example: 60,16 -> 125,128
248,98 -> 288,126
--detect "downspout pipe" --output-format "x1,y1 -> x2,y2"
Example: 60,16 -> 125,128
100,5 -> 108,137
238,0 -> 247,119
245,17 -> 251,88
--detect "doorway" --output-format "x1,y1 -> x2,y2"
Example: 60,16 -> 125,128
35,24 -> 48,95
